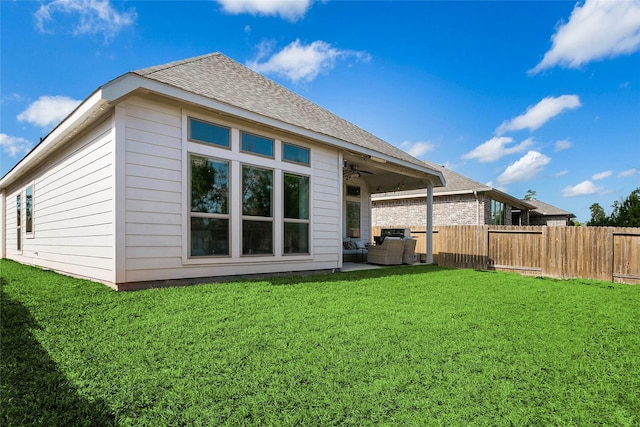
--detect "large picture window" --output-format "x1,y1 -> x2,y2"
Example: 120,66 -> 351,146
242,165 -> 273,255
283,173 -> 310,254
189,155 -> 230,256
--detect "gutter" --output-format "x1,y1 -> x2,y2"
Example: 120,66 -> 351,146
0,90 -> 110,188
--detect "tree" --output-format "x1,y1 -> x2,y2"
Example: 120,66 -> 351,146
587,203 -> 608,226
608,187 -> 640,227
524,189 -> 537,201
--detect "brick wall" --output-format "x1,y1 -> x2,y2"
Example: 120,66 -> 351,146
372,193 -> 518,227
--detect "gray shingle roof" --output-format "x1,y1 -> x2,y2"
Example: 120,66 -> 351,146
133,52 -> 432,171
526,200 -> 575,217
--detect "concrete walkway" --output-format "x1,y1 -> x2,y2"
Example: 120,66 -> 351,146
341,261 -> 427,272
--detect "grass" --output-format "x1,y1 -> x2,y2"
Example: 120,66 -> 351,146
2,259 -> 639,426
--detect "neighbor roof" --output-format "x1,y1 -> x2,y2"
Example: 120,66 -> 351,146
525,200 -> 575,218
131,52 -> 441,177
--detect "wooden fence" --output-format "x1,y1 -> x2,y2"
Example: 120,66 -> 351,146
372,225 -> 640,284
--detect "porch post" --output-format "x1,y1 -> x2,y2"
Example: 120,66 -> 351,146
426,180 -> 433,264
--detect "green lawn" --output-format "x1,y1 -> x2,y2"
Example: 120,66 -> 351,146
2,259 -> 639,426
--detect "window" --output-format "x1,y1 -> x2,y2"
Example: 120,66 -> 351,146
283,143 -> 310,165
346,185 -> 360,197
346,201 -> 361,238
242,165 -> 273,255
25,185 -> 33,234
283,173 -> 310,254
16,195 -> 21,251
189,155 -> 230,256
189,118 -> 230,148
490,200 -> 505,225
241,132 -> 273,157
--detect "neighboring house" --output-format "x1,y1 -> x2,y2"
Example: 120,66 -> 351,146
372,163 -> 536,227
0,53 -> 444,290
516,199 -> 575,226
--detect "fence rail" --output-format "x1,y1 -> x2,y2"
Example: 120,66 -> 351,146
372,225 -> 640,284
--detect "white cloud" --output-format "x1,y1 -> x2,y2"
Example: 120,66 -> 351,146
497,151 -> 551,185
401,140 -> 435,159
530,0 -> 640,74
17,95 -> 82,129
35,0 -> 136,41
0,134 -> 33,157
619,167 -> 639,177
556,170 -> 568,177
462,136 -> 533,163
247,39 -> 371,83
216,0 -> 312,21
554,139 -> 572,152
562,180 -> 604,197
496,95 -> 581,135
592,170 -> 612,180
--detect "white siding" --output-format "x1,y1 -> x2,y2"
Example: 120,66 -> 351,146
121,97 -> 183,281
311,148 -> 341,262
4,117 -> 116,283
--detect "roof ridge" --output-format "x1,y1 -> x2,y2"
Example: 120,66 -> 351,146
134,52 -> 225,76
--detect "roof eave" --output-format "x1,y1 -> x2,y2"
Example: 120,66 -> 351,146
0,89 -> 110,188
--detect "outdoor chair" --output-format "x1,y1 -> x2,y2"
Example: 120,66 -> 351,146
402,238 -> 417,264
367,237 -> 404,265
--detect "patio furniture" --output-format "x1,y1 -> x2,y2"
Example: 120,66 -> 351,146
402,238 -> 417,264
367,237 -> 404,265
343,238 -> 368,262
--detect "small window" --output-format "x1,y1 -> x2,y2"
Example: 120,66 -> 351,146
16,194 -> 21,251
490,200 -> 505,225
241,132 -> 273,157
346,201 -> 361,238
189,118 -> 230,148
283,143 -> 310,165
346,185 -> 360,197
25,185 -> 33,234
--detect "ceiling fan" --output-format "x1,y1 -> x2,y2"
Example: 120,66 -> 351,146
343,163 -> 373,179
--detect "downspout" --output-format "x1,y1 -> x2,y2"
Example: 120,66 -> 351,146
474,191 -> 479,225
426,180 -> 433,264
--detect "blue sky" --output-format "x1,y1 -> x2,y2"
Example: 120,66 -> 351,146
1,0 -> 639,222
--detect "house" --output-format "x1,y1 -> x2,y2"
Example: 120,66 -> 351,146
372,163 -> 536,227
515,199 -> 575,226
0,53 -> 444,290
